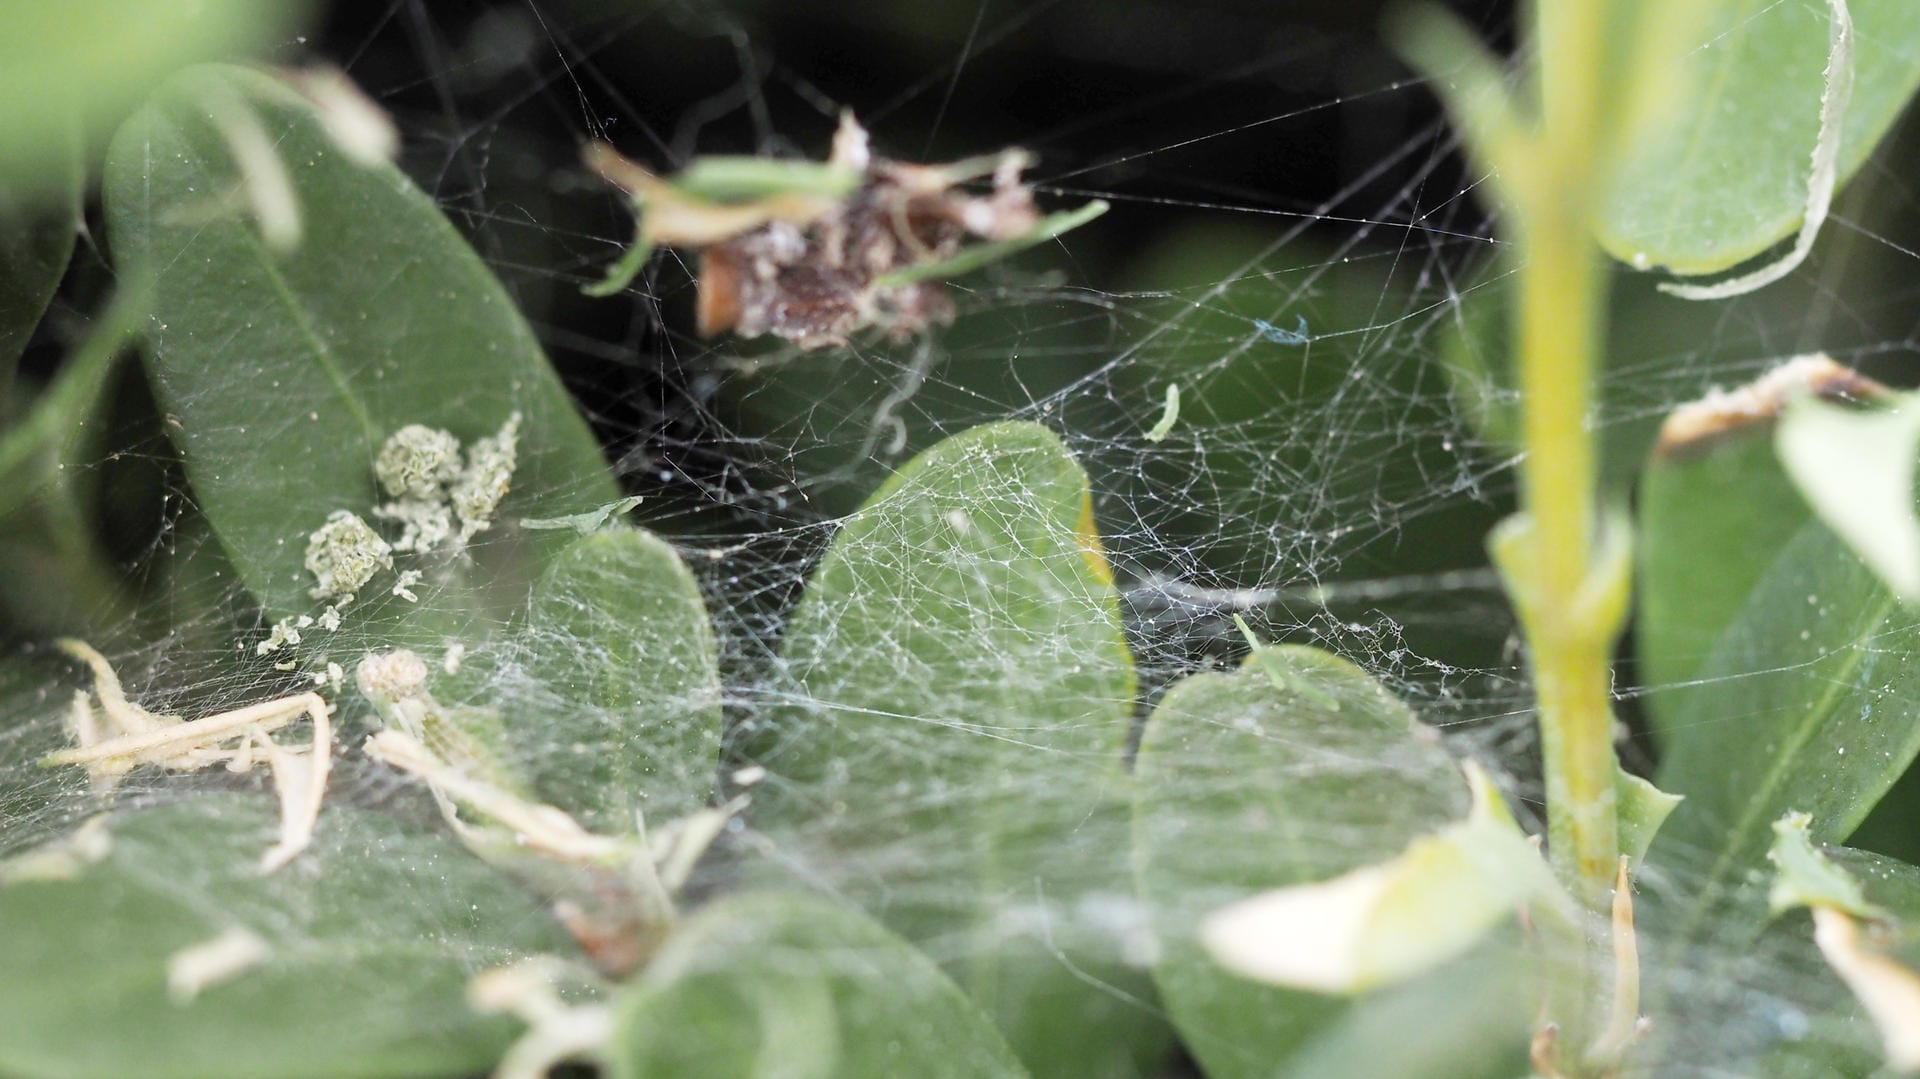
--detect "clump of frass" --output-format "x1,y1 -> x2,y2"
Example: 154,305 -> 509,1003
374,424 -> 461,500
304,510 -> 392,599
371,416 -> 519,552
452,413 -> 520,542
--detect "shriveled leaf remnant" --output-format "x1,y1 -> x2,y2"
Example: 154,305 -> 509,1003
584,112 -> 1106,347
167,927 -> 272,1004
467,959 -> 611,1079
42,640 -> 333,872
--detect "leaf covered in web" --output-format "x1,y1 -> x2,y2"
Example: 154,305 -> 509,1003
747,419 -> 1170,1078
101,63 -> 614,628
508,526 -> 722,832
608,891 -> 1031,1078
1133,642 -> 1527,1078
0,794 -> 580,1079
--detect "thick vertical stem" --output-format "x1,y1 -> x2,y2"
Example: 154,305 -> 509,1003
1513,197 -> 1620,911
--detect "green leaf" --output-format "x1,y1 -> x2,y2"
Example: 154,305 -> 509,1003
0,290 -> 143,524
0,152 -> 80,408
1617,767 -> 1684,866
608,891 -> 1031,1079
0,794 -> 578,1079
1636,391 -> 1816,742
102,65 -> 614,624
513,526 -> 722,830
1268,948 -> 1530,1079
1654,518 -> 1920,923
1755,836 -> 1920,1075
1134,643 -> 1524,1078
753,420 -> 1168,1079
1770,812 -> 1884,919
1598,0 -> 1920,276
1201,761 -> 1557,995
0,5 -> 303,200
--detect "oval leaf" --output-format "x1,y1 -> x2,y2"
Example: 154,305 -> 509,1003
1635,356 -> 1886,740
511,526 -> 722,830
1654,518 -> 1920,921
1134,643 -> 1525,1078
608,891 -> 1030,1079
752,420 -> 1168,1078
0,794 -> 578,1079
1599,0 -> 1920,275
102,64 -> 614,623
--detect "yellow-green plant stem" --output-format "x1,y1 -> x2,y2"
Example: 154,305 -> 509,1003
1511,195 -> 1621,914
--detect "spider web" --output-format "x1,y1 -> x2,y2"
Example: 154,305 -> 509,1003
6,1 -> 1920,1076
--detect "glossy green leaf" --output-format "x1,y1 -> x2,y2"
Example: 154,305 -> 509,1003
0,154 -> 79,407
609,891 -> 1031,1079
1598,0 -> 1920,275
102,65 -> 614,624
0,794 -> 578,1079
1631,356 -> 1886,742
1637,423 -> 1808,740
1134,644 -> 1523,1078
514,526 -> 721,830
1654,518 -> 1920,922
753,420 -> 1168,1079
0,5 -> 302,200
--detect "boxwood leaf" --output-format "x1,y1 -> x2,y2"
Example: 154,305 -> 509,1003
752,420 -> 1168,1078
102,64 -> 614,624
608,891 -> 1030,1079
1635,356 -> 1886,741
1598,0 -> 1920,276
1134,643 -> 1523,1078
0,794 -> 579,1079
1653,518 -> 1920,923
511,526 -> 722,831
